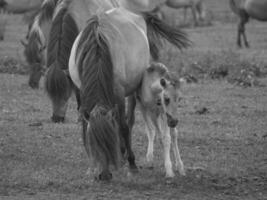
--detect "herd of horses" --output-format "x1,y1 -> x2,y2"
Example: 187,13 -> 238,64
0,0 -> 267,181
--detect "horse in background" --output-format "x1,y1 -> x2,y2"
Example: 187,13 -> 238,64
21,0 -> 59,89
229,0 -> 267,48
153,0 -> 206,26
36,0 -> 190,123
127,62 -> 185,178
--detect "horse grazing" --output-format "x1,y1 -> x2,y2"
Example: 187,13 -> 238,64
69,6 -> 189,180
153,0 -> 206,26
127,63 -> 185,178
21,0 -> 59,89
42,0 -> 190,123
229,0 -> 267,48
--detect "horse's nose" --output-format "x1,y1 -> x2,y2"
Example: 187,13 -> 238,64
166,113 -> 178,128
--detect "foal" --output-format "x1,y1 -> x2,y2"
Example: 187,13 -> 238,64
128,62 -> 185,178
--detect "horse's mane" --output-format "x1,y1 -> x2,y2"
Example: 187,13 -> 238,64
77,15 -> 115,114
46,3 -> 79,70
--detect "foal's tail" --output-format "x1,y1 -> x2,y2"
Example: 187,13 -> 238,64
142,12 -> 191,60
77,15 -> 121,169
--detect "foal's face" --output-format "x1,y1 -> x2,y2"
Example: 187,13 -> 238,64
158,77 -> 180,128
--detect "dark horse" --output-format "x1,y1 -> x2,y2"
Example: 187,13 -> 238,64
230,0 -> 267,48
21,0 -> 59,89
69,7 -> 189,180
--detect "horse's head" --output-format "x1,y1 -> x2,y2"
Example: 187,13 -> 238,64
148,63 -> 181,128
21,32 -> 46,89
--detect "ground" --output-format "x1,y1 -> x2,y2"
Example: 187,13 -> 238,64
0,1 -> 267,200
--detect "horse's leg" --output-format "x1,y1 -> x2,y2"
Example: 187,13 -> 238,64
191,5 -> 198,26
139,105 -> 156,164
157,118 -> 174,178
183,8 -> 187,24
171,128 -> 185,176
126,95 -> 136,134
117,95 -> 138,172
237,11 -> 250,48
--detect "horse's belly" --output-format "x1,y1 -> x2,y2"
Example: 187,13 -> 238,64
245,0 -> 267,20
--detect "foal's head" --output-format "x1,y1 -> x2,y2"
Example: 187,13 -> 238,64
147,62 -> 181,128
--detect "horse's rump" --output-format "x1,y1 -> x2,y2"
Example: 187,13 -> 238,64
45,3 -> 79,104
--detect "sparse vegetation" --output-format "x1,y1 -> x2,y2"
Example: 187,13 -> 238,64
0,1 -> 267,199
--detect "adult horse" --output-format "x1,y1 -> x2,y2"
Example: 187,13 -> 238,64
21,0 -> 59,89
229,0 -> 267,48
32,0 -> 190,123
153,0 -> 206,26
69,7 -> 187,180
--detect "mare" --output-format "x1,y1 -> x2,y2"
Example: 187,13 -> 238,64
153,0 -> 206,26
127,62 -> 185,178
229,0 -> 267,48
68,7 -> 189,180
32,0 -> 190,123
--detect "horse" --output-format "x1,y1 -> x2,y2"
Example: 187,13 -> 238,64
21,0 -> 59,89
31,0 -> 190,123
127,62 -> 185,178
68,7 -> 189,180
229,0 -> 267,48
153,0 -> 206,26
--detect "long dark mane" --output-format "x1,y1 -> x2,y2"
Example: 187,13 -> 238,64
77,15 -> 120,169
45,3 -> 79,104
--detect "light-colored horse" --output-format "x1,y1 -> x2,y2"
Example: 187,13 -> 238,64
26,0 -> 190,123
230,0 -> 267,48
153,0 -> 206,26
127,62 -> 185,178
69,7 -> 187,180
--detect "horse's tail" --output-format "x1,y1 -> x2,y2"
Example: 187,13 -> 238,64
45,4 -> 79,105
229,0 -> 240,15
77,15 -> 120,169
142,12 -> 191,60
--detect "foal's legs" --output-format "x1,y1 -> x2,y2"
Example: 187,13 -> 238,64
157,117 -> 174,178
139,105 -> 157,163
171,128 -> 185,176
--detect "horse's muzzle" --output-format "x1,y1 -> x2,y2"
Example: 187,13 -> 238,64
166,113 -> 178,128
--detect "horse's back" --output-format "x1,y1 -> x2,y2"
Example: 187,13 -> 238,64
245,0 -> 267,20
103,8 -> 150,95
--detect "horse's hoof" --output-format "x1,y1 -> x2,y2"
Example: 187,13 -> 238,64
98,172 -> 112,181
51,115 -> 65,123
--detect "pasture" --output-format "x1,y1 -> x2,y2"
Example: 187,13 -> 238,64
0,1 -> 267,199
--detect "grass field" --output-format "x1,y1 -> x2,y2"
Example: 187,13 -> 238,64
0,1 -> 267,199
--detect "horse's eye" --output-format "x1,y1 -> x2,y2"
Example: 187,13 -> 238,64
164,97 -> 170,106
160,78 -> 166,88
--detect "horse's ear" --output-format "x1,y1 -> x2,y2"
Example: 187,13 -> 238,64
20,39 -> 28,47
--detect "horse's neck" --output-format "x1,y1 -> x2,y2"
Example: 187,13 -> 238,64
68,0 -> 116,30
